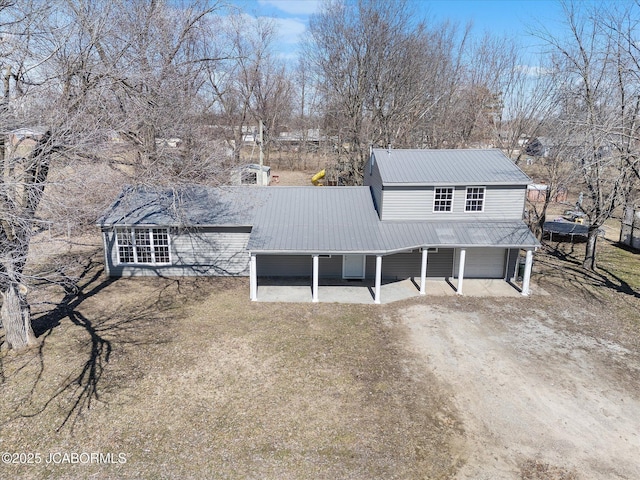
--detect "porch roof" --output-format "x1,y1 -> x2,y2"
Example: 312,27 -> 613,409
247,219 -> 539,254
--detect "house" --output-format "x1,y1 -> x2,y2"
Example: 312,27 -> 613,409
98,148 -> 540,303
527,183 -> 568,202
525,135 -> 612,160
525,136 -> 553,158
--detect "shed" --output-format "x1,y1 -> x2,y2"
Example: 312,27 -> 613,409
231,164 -> 271,186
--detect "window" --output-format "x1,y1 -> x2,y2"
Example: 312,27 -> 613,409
115,228 -> 171,264
433,187 -> 454,212
465,187 -> 485,212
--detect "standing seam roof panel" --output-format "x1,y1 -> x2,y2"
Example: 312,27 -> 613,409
373,148 -> 532,185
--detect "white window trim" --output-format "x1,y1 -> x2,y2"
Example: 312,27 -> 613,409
115,227 -> 172,265
433,187 -> 454,213
464,186 -> 486,213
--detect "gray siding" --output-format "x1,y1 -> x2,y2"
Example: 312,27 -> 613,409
257,255 -> 343,277
424,249 -> 455,277
258,251 -> 454,280
380,185 -> 526,221
103,227 -> 251,277
364,249 -> 454,279
363,157 -> 384,217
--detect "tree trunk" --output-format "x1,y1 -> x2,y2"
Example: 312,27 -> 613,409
582,226 -> 599,270
1,284 -> 37,351
534,188 -> 551,241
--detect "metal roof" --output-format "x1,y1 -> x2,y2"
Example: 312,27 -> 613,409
248,187 -> 386,253
249,218 -> 539,254
100,185 -> 540,253
98,185 -> 264,227
372,148 -> 532,186
376,221 -> 539,254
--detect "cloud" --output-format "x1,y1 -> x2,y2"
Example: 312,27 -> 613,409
257,0 -> 321,16
514,65 -> 552,77
272,17 -> 307,44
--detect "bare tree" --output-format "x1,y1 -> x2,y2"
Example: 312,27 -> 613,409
601,1 -> 640,215
535,0 -> 639,270
0,1 -> 56,349
61,0 -> 228,184
306,0 -> 529,181
205,13 -> 293,165
0,0 -> 229,351
306,0 -> 429,183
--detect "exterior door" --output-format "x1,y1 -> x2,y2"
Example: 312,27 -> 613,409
342,255 -> 366,279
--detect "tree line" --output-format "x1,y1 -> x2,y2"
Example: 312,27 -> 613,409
0,0 -> 639,350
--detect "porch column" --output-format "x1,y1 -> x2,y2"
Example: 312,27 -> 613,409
521,249 -> 533,296
374,255 -> 383,304
250,254 -> 257,301
420,248 -> 428,295
457,248 -> 466,295
312,255 -> 319,303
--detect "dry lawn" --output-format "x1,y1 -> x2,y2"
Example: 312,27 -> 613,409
0,246 -> 460,479
0,235 -> 638,479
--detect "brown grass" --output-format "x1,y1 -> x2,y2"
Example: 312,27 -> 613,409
534,238 -> 640,333
1,232 -> 638,479
0,249 -> 461,479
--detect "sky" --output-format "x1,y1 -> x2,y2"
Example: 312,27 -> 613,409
232,0 -> 567,61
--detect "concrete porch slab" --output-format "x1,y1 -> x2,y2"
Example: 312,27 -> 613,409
255,278 -> 545,304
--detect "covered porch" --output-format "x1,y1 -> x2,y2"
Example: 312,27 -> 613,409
252,276 -> 530,304
249,247 -> 536,304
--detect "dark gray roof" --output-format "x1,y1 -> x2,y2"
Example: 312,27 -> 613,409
100,185 -> 539,253
372,148 -> 531,186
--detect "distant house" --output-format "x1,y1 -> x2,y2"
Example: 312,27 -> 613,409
98,148 -> 540,303
525,136 -> 553,157
525,135 -> 612,160
527,184 -> 568,202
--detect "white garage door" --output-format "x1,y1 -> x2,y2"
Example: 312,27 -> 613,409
455,248 -> 506,279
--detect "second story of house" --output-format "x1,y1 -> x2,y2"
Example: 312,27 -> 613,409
364,148 -> 531,221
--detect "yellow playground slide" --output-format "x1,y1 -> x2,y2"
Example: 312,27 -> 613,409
311,169 -> 325,186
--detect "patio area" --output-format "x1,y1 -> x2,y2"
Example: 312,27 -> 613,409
255,277 -> 539,304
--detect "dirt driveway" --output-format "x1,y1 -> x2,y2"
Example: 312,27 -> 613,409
401,299 -> 640,479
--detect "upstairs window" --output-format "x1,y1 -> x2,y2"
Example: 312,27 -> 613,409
116,228 -> 171,264
465,187 -> 485,212
433,187 -> 454,212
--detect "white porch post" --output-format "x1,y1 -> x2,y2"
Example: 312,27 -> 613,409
521,249 -> 533,296
250,254 -> 257,301
374,255 -> 383,304
457,248 -> 466,295
312,255 -> 319,303
420,248 -> 428,295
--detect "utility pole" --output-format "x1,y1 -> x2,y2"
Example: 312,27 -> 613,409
258,120 -> 264,170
